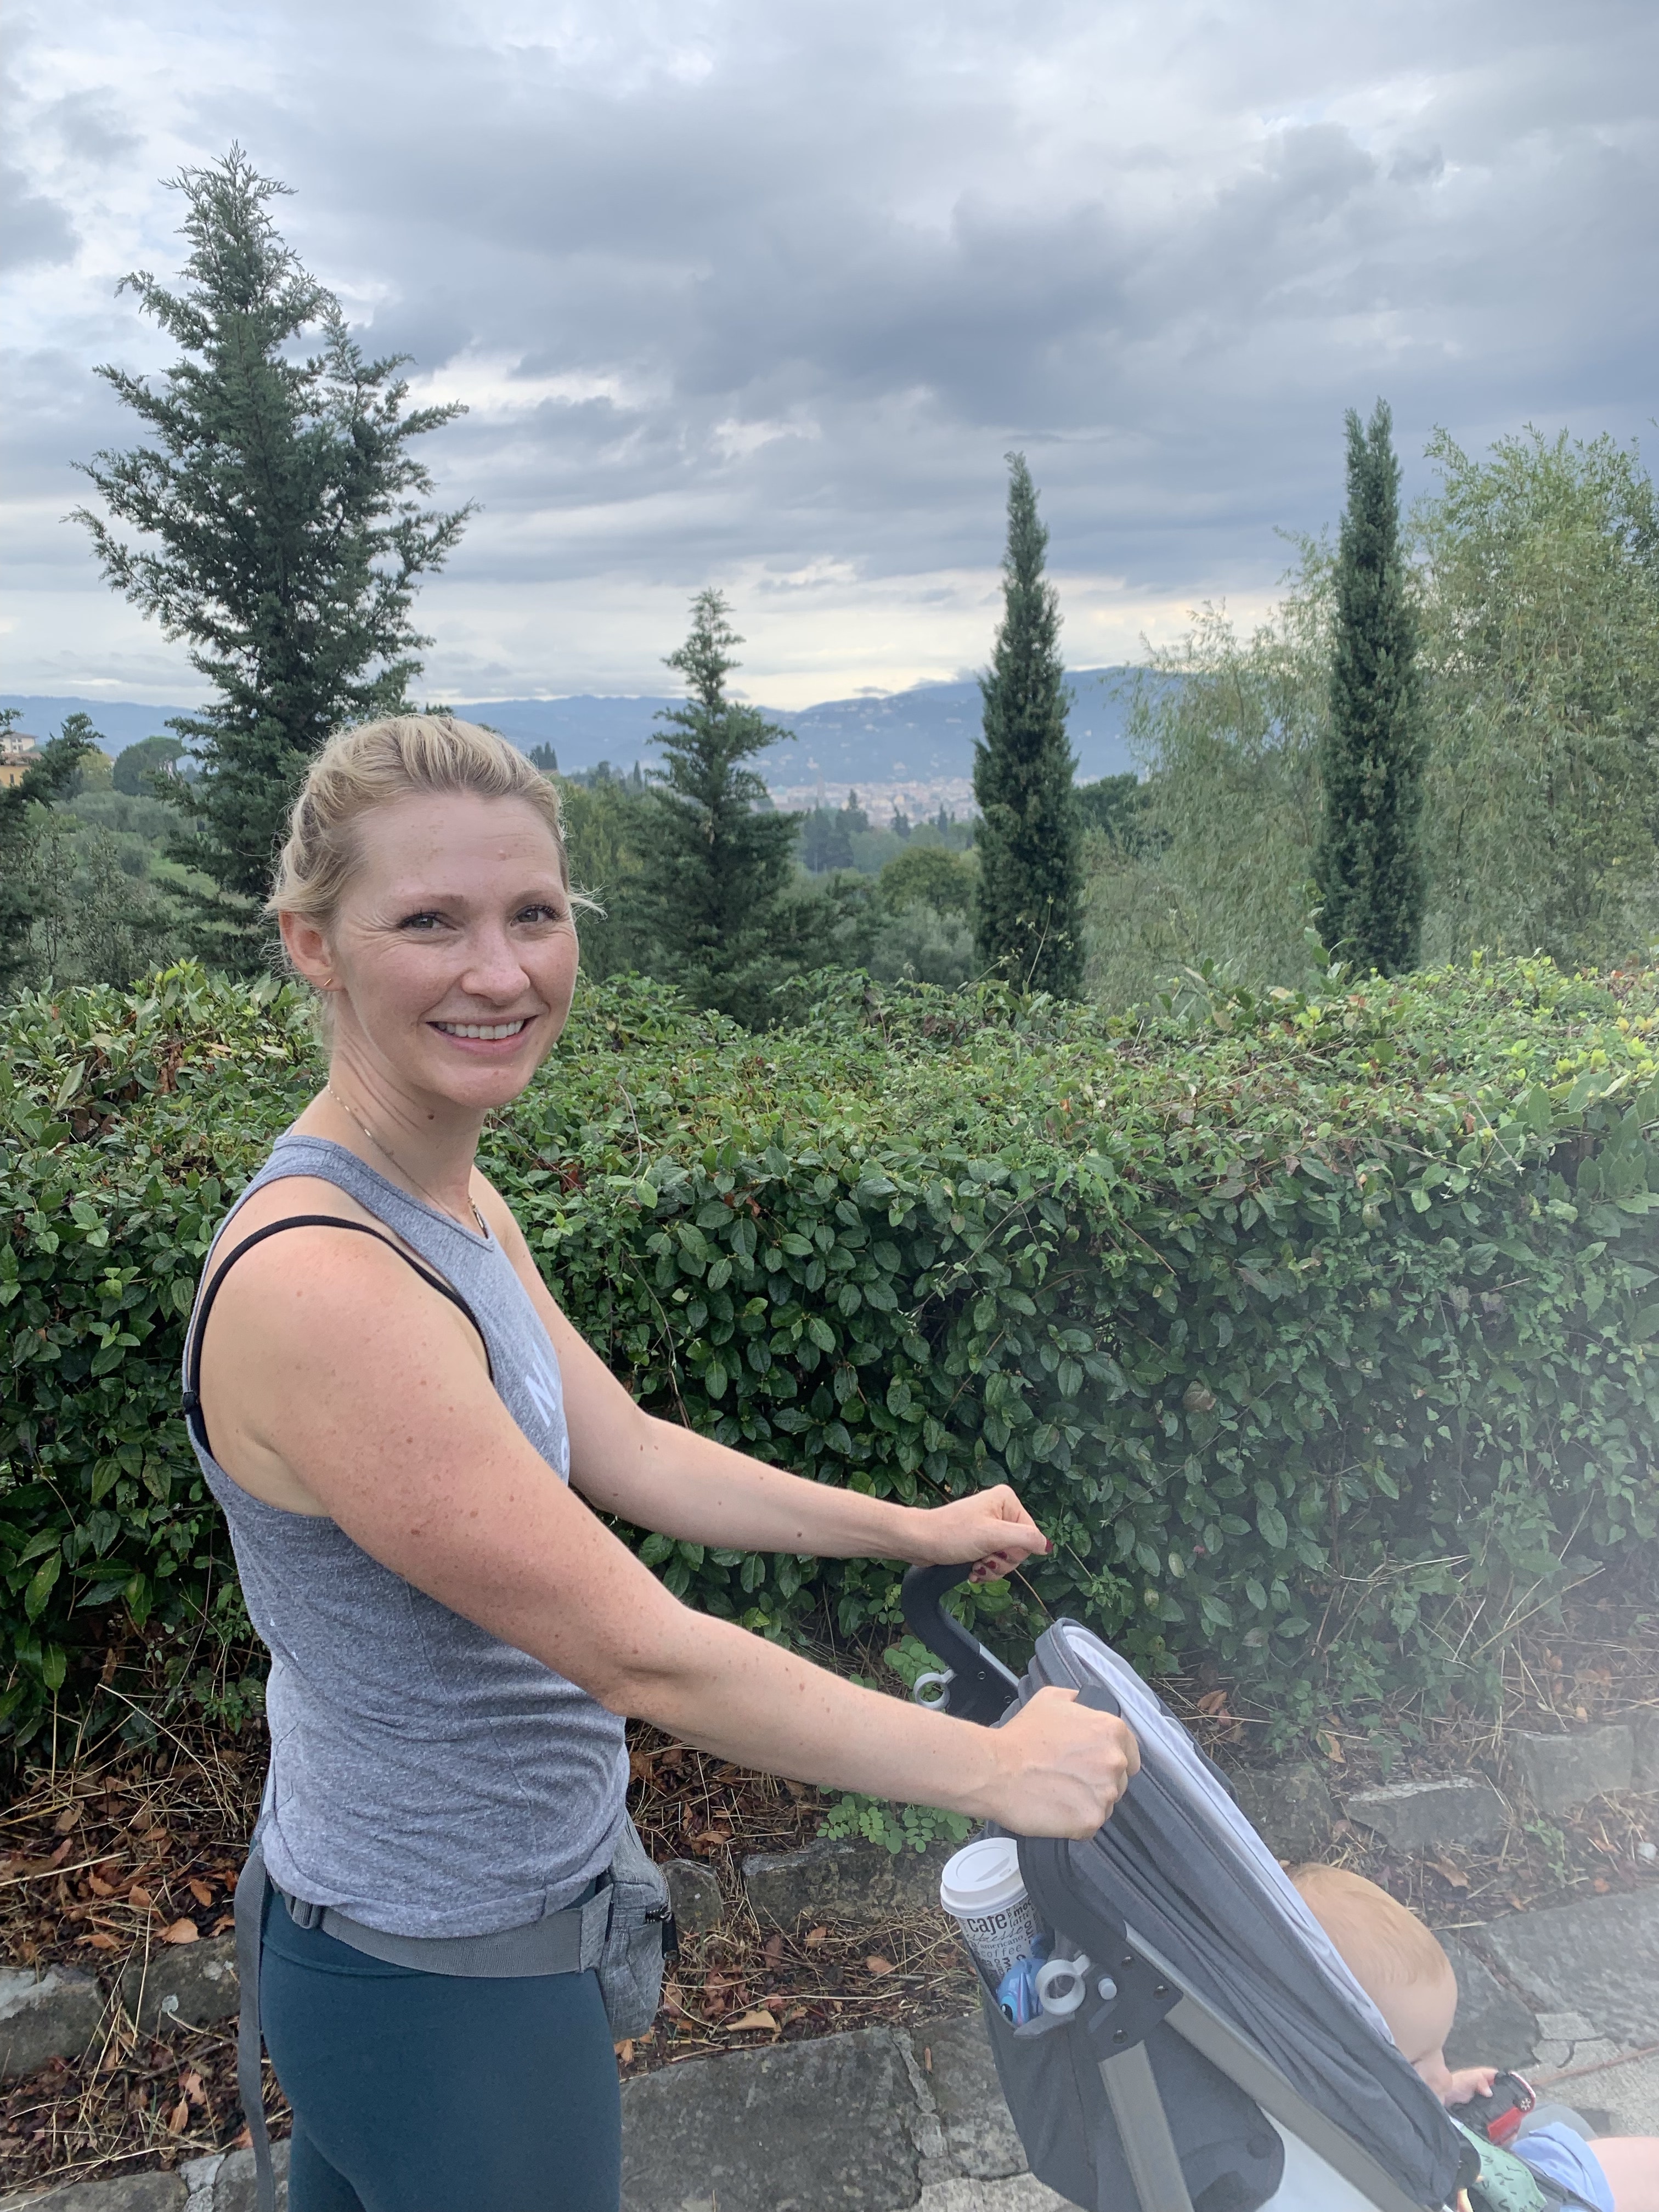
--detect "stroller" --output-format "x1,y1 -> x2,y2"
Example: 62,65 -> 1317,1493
901,1564 -> 1485,2212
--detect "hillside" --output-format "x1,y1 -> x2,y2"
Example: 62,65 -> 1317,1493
1,669 -> 1143,789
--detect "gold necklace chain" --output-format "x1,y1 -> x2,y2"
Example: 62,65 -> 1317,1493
326,1085 -> 488,1238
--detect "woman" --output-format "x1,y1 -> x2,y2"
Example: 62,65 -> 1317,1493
185,716 -> 1139,2212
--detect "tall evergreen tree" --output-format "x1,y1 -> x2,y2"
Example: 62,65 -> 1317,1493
74,147 -> 470,968
634,591 -> 800,1025
973,455 -> 1084,995
1314,399 -> 1426,975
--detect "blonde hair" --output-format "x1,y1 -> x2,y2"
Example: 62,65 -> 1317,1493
1290,1864 -> 1452,1993
267,715 -> 585,930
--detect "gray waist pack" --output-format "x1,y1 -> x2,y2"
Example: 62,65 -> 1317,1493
234,1815 -> 673,2212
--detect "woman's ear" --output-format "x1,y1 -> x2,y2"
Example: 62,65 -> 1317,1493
279,909 -> 336,993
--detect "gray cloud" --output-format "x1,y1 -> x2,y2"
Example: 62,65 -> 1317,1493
3,0 -> 1657,697
1,163 -> 79,266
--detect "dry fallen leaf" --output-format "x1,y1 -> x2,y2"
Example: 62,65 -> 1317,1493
763,1932 -> 785,1963
128,1886 -> 154,1910
1195,1689 -> 1230,1717
1429,1859 -> 1470,1892
83,1932 -> 119,1951
87,1873 -> 115,1898
614,2039 -> 634,2063
804,1926 -> 829,1949
782,2004 -> 809,2026
182,2070 -> 205,2104
187,1878 -> 214,1910
724,2008 -> 782,2036
922,2045 -> 933,2073
864,1955 -> 895,1977
166,2096 -> 189,2134
1315,1728 -> 1345,1765
54,1805 -> 82,1835
162,1918 -> 200,1945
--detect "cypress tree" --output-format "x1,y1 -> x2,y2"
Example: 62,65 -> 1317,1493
1314,399 -> 1426,975
973,455 -> 1084,996
74,148 -> 470,968
634,590 -> 800,1025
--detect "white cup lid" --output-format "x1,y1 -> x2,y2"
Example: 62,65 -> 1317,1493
939,1835 -> 1026,1917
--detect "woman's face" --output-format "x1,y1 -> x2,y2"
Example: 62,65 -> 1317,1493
284,791 -> 580,1114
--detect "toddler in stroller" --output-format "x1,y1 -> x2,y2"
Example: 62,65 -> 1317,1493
1290,1865 -> 1658,2212
901,1563 -> 1652,2212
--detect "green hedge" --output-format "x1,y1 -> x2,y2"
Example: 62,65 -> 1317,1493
4,957 -> 1658,1748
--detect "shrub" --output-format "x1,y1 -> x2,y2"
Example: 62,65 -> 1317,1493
3,956 -> 1658,1750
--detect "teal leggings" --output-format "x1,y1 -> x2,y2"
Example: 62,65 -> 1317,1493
258,1889 -> 622,2212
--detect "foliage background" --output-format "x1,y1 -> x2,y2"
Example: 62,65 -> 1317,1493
4,960 -> 1657,1756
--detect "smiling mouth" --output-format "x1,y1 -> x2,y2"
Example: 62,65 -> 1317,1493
431,1018 -> 534,1040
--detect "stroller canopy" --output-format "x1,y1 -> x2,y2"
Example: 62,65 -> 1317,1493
1013,1618 -> 1469,2212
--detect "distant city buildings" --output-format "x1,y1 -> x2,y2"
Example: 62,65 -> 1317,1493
768,776 -> 975,826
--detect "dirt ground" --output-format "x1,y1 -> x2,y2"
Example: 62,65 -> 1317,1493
2,1577 -> 1655,2196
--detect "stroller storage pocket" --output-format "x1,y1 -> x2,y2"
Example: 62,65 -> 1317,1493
978,1959 -> 1285,2212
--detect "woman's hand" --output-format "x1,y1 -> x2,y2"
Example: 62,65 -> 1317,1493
910,1485 -> 1052,1582
981,1686 -> 1140,1837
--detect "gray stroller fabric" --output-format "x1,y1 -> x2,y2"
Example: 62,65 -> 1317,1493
1014,1620 -> 1468,2211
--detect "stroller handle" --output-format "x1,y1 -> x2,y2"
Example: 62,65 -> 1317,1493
899,1562 -> 1024,1727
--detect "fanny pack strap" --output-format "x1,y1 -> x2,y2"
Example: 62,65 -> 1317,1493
234,1846 -> 278,2212
232,1843 -> 613,2212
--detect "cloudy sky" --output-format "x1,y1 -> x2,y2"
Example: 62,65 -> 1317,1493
4,0 -> 1656,708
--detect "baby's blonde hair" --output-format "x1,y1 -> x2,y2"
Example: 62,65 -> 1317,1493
1290,1864 -> 1452,1993
267,714 -> 582,930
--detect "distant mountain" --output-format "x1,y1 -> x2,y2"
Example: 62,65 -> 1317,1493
0,696 -> 196,752
2,667 -> 1150,783
453,666 -> 1145,785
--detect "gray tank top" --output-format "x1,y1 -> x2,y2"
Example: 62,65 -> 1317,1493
184,1133 -> 628,1939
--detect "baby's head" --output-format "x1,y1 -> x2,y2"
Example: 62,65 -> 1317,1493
1290,1864 -> 1459,2095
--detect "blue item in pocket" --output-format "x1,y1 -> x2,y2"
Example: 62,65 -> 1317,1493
996,1936 -> 1051,2025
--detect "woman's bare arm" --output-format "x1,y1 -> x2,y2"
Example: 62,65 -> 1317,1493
203,1228 -> 1136,1836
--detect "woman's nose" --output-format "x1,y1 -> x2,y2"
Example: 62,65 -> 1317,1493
460,926 -> 531,997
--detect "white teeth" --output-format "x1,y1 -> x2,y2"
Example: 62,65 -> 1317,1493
436,1020 -> 530,1040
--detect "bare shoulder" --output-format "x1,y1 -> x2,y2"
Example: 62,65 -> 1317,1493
201,1176 -> 486,1358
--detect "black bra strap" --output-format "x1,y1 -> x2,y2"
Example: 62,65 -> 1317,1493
183,1214 -> 493,1459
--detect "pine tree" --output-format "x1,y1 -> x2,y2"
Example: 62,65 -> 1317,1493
973,455 -> 1084,995
634,591 -> 800,1024
1314,399 -> 1426,975
74,148 -> 470,968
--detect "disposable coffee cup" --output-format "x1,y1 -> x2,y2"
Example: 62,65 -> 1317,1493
939,1837 -> 1042,1980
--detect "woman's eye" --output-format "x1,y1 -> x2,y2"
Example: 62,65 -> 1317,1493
397,911 -> 447,931
516,903 -> 568,926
